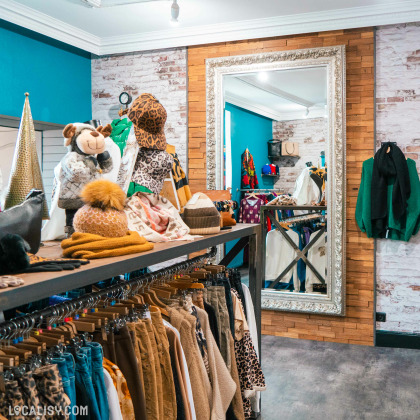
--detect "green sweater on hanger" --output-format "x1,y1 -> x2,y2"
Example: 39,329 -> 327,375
355,157 -> 420,241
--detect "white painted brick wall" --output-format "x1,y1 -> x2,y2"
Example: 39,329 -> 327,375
91,47 -> 188,169
272,117 -> 327,194
376,23 -> 420,333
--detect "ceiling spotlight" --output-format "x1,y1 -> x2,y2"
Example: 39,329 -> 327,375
171,0 -> 180,25
258,72 -> 268,82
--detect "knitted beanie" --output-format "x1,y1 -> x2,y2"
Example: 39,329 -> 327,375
183,193 -> 221,235
73,180 -> 128,238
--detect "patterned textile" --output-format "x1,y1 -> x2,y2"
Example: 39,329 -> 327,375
166,144 -> 192,211
238,197 -> 264,224
58,151 -> 113,210
103,358 -> 135,420
231,290 -> 266,418
131,148 -> 173,194
125,192 -> 195,242
74,205 -> 128,238
0,380 -> 26,420
33,364 -> 71,420
128,93 -> 167,151
191,306 -> 211,380
240,149 -> 259,190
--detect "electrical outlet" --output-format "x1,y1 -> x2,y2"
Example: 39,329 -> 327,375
376,312 -> 386,322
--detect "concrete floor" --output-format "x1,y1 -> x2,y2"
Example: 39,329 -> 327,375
261,335 -> 420,420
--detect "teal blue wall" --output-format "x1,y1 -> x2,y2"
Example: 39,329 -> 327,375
225,102 -> 274,267
0,20 -> 92,124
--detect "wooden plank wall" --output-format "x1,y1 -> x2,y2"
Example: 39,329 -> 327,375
188,28 -> 375,345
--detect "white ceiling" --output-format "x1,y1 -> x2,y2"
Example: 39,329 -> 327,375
1,0 -> 420,55
224,67 -> 327,121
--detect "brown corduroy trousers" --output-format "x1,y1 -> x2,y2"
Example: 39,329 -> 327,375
94,326 -> 147,420
134,320 -> 160,420
151,311 -> 177,420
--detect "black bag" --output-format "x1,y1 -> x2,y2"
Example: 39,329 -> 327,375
0,190 -> 44,254
268,139 -> 282,157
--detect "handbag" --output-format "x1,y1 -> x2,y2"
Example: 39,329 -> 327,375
0,190 -> 44,254
267,139 -> 282,157
281,142 -> 299,157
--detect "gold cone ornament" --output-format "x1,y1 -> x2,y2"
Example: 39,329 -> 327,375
4,93 -> 49,219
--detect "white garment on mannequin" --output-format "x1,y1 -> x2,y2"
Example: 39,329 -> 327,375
163,319 -> 197,420
292,167 -> 320,206
103,368 -> 123,420
265,229 -> 300,291
305,230 -> 327,293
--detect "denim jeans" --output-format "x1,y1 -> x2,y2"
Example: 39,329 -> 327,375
62,353 -> 77,416
84,342 -> 110,420
75,352 -> 101,420
52,354 -> 76,420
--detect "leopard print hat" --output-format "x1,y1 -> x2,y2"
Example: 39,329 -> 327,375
128,93 -> 167,151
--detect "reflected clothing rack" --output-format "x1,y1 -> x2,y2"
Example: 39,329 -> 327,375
261,205 -> 327,289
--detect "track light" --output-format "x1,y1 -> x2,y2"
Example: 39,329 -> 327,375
171,0 -> 180,25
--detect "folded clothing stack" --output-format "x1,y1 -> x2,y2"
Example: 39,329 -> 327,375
183,193 -> 221,235
61,231 -> 153,259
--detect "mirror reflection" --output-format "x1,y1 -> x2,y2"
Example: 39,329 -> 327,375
222,66 -> 329,296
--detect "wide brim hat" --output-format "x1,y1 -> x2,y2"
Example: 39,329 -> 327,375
128,93 -> 167,151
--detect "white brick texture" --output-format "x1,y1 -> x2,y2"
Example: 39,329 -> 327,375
91,47 -> 188,169
272,117 -> 327,194
376,23 -> 420,333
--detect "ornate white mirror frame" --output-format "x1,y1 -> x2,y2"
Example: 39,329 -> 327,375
206,46 -> 346,315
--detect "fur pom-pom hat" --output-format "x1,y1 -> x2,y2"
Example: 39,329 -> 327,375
73,180 -> 128,237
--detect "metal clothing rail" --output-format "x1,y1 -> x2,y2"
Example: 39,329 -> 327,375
236,188 -> 281,192
261,205 -> 327,290
0,247 -> 217,337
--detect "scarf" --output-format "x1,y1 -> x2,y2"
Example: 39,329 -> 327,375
61,231 -> 153,259
241,149 -> 259,189
371,142 -> 411,235
125,192 -> 196,242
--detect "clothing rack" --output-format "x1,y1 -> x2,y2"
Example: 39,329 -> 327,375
260,205 -> 328,289
0,248 -> 217,335
0,226 -> 264,420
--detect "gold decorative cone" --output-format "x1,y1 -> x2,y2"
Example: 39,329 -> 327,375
4,93 -> 49,219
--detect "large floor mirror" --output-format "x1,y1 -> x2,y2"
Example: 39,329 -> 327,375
206,47 -> 346,315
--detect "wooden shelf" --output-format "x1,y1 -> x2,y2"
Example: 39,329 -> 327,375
0,224 -> 260,311
261,173 -> 279,177
268,155 -> 300,160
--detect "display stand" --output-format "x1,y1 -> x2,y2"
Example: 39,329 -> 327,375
0,223 -> 262,348
0,223 -> 263,420
260,205 -> 327,290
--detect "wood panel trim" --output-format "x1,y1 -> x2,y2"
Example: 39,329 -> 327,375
187,28 -> 375,345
